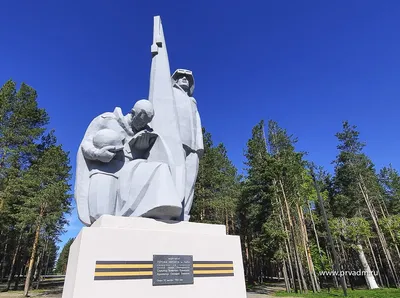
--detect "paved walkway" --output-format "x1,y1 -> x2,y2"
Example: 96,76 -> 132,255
247,283 -> 289,298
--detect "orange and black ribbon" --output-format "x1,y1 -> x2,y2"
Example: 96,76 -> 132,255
94,260 -> 234,281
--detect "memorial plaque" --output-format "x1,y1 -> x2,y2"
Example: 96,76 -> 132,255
152,255 -> 194,286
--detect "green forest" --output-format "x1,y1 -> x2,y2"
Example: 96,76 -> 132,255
1,81 -> 400,297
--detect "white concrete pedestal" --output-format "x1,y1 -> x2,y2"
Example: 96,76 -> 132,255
62,215 -> 247,298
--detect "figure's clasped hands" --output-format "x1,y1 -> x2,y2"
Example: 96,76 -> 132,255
94,145 -> 123,163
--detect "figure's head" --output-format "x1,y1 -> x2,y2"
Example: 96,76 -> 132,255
171,69 -> 195,96
177,76 -> 190,91
128,100 -> 154,131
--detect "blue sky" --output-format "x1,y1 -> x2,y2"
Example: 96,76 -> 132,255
1,1 -> 400,251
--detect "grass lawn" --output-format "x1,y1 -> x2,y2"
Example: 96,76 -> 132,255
275,288 -> 400,298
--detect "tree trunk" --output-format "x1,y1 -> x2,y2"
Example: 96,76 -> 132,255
12,244 -> 29,291
297,204 -> 316,292
44,248 -> 51,275
274,187 -> 293,290
281,200 -> 307,293
293,230 -> 308,293
276,192 -> 295,291
35,250 -> 46,290
200,195 -> 205,221
358,177 -> 400,287
311,171 -> 347,296
367,238 -> 383,287
0,235 -> 9,279
244,235 -> 250,278
356,243 -> 379,289
298,202 -> 320,292
291,242 -> 302,293
5,232 -> 23,291
34,238 -> 47,290
279,179 -> 306,293
379,205 -> 400,264
248,245 -> 255,283
339,240 -> 354,291
225,206 -> 229,234
308,202 -> 324,268
34,248 -> 43,282
282,260 -> 291,292
24,210 -> 43,297
326,246 -> 339,288
285,240 -> 296,290
375,242 -> 390,288
308,200 -> 329,290
230,212 -> 235,235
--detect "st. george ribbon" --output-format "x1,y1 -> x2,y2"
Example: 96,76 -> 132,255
147,16 -> 186,217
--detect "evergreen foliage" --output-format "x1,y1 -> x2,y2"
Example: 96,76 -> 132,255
1,79 -> 399,295
0,80 -> 72,296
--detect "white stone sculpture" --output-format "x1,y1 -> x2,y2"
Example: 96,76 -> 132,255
75,100 -> 183,226
74,16 -> 203,225
63,17 -> 246,298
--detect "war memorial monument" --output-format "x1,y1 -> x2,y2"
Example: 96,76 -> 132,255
62,16 -> 246,298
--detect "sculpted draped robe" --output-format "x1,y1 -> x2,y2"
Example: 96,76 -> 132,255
172,84 -> 204,220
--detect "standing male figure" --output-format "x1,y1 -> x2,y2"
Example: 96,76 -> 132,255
171,69 -> 204,221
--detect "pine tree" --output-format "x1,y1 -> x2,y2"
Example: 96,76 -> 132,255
0,80 -> 72,295
191,128 -> 240,232
239,120 -> 273,284
0,80 -> 51,292
22,143 -> 72,296
239,120 -> 322,292
331,121 -> 399,288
